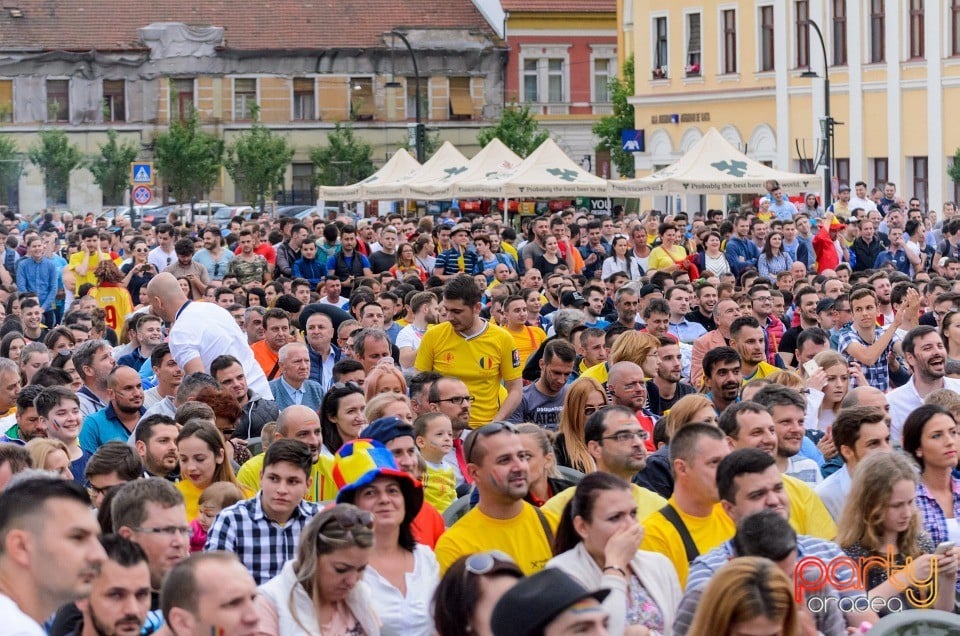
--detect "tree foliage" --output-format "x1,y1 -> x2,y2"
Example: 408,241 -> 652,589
592,57 -> 636,178
27,129 -> 82,206
88,129 -> 139,205
402,128 -> 442,161
154,111 -> 224,204
477,102 -> 550,158
0,136 -> 22,207
950,148 -> 960,191
225,107 -> 294,204
310,123 -> 375,186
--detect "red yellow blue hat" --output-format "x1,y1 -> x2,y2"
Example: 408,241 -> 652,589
332,439 -> 424,522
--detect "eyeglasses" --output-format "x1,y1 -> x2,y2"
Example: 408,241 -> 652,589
131,525 -> 192,537
753,296 -> 772,303
602,430 -> 650,443
83,482 -> 116,498
464,421 -> 518,464
432,395 -> 475,406
465,551 -> 516,576
583,406 -> 602,417
332,381 -> 361,391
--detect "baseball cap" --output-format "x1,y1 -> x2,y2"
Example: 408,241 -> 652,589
838,184 -> 851,192
560,291 -> 586,308
360,416 -> 415,445
816,298 -> 836,313
490,568 -> 610,636
333,439 -> 423,523
639,283 -> 662,298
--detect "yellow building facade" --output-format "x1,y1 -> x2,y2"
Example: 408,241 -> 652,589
625,0 -> 960,213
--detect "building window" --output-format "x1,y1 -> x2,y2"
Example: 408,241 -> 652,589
834,158 -> 850,188
522,59 -> 565,103
593,59 -> 612,102
46,79 -> 69,122
795,1 -> 809,69
832,0 -> 847,66
171,78 -> 194,121
293,78 -> 315,121
799,159 -> 815,174
909,0 -> 924,60
547,60 -> 564,102
349,77 -> 375,120
686,13 -> 701,76
870,0 -> 885,63
103,80 -> 125,123
523,60 -> 539,102
449,77 -> 474,120
723,9 -> 738,74
874,158 -> 889,188
0,80 -> 12,123
759,6 -> 775,72
654,16 -> 668,76
953,0 -> 960,55
291,163 -> 314,202
234,78 -> 257,120
913,156 -> 928,207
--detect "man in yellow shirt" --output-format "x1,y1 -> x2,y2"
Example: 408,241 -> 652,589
730,316 -> 778,383
718,401 -> 837,540
415,274 -> 522,429
236,404 -> 338,502
640,423 -> 735,586
67,227 -> 114,294
435,421 -> 557,575
543,405 -> 665,521
501,295 -> 547,371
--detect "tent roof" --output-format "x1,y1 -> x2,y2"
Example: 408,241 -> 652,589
319,148 -> 420,200
363,141 -> 470,199
610,128 -> 822,196
408,138 -> 522,199
455,138 -> 609,198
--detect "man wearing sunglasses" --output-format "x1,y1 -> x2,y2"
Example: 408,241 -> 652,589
193,226 -> 234,282
435,421 -> 557,575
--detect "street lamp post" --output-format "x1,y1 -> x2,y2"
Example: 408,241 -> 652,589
801,19 -> 832,208
389,30 -> 425,163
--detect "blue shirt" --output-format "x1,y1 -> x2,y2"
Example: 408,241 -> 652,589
770,199 -> 799,221
668,318 -> 707,344
435,247 -> 479,276
79,403 -> 146,454
724,236 -> 760,276
873,249 -> 910,275
15,256 -> 58,311
292,256 -> 326,286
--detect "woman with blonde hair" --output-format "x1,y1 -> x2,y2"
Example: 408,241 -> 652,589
364,365 -> 407,400
554,376 -> 607,474
804,350 -> 862,433
836,450 -> 958,613
516,424 -> 577,506
26,438 -> 74,481
363,391 -> 414,426
581,331 -> 661,385
688,556 -> 799,636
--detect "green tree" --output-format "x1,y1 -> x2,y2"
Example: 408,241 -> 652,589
402,128 -> 442,160
0,136 -> 22,207
310,123 -> 375,186
950,148 -> 960,195
477,102 -> 549,158
154,111 -> 224,204
88,129 -> 139,205
27,129 -> 82,206
592,57 -> 636,178
225,107 -> 294,205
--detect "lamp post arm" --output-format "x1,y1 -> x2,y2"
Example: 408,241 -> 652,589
390,30 -> 424,163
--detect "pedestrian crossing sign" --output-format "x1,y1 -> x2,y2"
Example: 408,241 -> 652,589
130,162 -> 154,186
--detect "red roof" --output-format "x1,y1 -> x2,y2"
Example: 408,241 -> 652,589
501,0 -> 615,13
0,0 -> 497,51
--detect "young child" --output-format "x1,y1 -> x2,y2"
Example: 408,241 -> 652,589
292,239 -> 325,288
413,412 -> 456,512
34,386 -> 91,485
190,481 -> 245,552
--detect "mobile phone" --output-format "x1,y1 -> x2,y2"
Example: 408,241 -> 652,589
935,541 -> 955,555
802,360 -> 820,377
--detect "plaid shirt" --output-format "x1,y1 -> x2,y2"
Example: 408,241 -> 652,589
204,494 -> 321,584
837,327 -> 896,392
915,479 -> 960,593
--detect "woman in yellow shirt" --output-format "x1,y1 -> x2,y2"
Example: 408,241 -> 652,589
175,419 -> 252,521
647,222 -> 688,272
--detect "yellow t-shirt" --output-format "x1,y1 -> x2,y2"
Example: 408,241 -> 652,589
67,251 -> 117,293
504,325 -> 547,371
640,498 -> 736,587
500,243 -> 519,263
91,285 -> 134,331
422,461 -> 457,512
647,245 -> 688,272
415,321 -> 521,429
236,452 -> 338,503
176,479 -> 254,522
435,502 -> 557,575
580,362 -> 609,387
783,473 -> 837,540
543,483 -> 666,524
743,361 -> 780,384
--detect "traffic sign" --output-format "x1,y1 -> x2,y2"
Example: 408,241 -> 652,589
132,185 -> 153,205
130,162 -> 154,186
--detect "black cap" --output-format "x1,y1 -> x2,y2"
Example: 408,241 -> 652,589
816,298 -> 836,313
560,291 -> 586,308
639,284 -> 662,298
491,568 -> 610,636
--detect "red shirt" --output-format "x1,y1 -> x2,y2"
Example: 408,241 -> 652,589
812,226 -> 840,272
234,242 -> 276,265
411,500 -> 445,549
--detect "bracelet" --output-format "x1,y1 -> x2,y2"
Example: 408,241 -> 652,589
603,565 -> 627,577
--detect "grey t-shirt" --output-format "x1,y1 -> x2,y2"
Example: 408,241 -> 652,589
507,383 -> 566,430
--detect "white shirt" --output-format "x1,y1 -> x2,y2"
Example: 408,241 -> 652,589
888,376 -> 960,445
815,465 -> 851,522
786,455 -> 823,487
147,245 -> 176,272
0,592 -> 46,635
362,544 -> 439,636
848,196 -> 878,213
168,301 -> 273,400
395,324 -> 425,371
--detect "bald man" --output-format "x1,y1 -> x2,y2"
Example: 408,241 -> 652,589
235,405 -> 337,502
147,273 -> 272,400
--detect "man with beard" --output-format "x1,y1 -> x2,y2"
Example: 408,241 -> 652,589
777,286 -> 820,367
543,405 -> 666,519
117,315 -> 164,372
581,285 -> 609,329
648,337 -> 696,416
868,271 -> 895,325
134,415 -> 180,480
69,536 -> 151,636
250,308 -> 292,381
243,306 -> 266,345
724,215 -> 760,277
752,385 -> 822,486
686,283 -> 717,332
730,317 -> 778,383
702,346 -> 742,413
434,421 -> 556,574
303,311 -> 342,391
80,366 -> 146,454
192,225 -> 234,282
397,292 -> 438,371
0,385 -> 46,444
74,339 -> 116,418
507,340 -> 575,430
640,424 -> 733,586
607,286 -> 641,332
888,325 -> 960,444
210,355 -> 279,439
690,299 -> 741,388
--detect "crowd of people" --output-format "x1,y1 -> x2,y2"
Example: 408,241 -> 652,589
2,179 -> 960,635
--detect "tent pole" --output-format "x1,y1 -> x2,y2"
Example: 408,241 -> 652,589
502,197 -> 508,226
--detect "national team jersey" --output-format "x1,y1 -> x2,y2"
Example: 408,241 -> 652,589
91,283 -> 134,330
415,320 -> 521,429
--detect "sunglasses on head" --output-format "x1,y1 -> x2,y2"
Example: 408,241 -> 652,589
463,421 -> 518,464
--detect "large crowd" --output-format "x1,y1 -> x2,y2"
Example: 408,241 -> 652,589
2,178 -> 960,635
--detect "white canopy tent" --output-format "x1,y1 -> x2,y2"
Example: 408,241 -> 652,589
362,141 -> 470,199
407,138 -> 522,200
318,148 -> 420,200
609,127 -> 822,196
